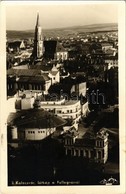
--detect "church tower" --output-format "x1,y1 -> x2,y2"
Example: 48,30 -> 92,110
32,13 -> 44,61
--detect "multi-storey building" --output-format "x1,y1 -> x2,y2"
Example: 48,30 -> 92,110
63,127 -> 109,164
39,98 -> 89,130
55,42 -> 68,61
7,69 -> 51,95
105,55 -> 118,70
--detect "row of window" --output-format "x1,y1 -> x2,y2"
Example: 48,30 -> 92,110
28,131 -> 45,134
7,83 -> 44,91
65,139 -> 73,145
66,149 -> 93,158
96,140 -> 104,147
57,108 -> 80,114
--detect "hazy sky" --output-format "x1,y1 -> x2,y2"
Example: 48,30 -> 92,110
6,2 -> 118,30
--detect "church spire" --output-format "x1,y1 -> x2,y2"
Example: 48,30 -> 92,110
36,12 -> 40,27
32,12 -> 44,61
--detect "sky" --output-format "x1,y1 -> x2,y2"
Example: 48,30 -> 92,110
6,2 -> 118,30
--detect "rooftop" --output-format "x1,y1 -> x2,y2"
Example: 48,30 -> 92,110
7,109 -> 66,129
8,41 -> 24,48
49,71 -> 58,76
32,65 -> 52,71
7,69 -> 50,82
74,138 -> 95,148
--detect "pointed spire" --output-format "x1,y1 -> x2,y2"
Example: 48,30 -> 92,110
32,12 -> 44,61
36,12 -> 40,26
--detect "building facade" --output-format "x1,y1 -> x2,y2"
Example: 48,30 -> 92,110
7,69 -> 51,95
63,128 -> 109,164
39,98 -> 89,130
7,109 -> 66,145
48,65 -> 60,85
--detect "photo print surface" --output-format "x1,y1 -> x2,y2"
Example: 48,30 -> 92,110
5,1 -> 121,187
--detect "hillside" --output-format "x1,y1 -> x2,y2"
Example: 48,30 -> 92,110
7,23 -> 118,41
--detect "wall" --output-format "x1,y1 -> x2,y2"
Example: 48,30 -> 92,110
25,127 -> 56,140
7,97 -> 17,118
81,102 -> 89,116
49,71 -> 60,85
71,82 -> 87,96
56,51 -> 68,61
44,80 -> 51,94
21,97 -> 35,110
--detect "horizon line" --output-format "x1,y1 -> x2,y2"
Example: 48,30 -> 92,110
6,22 -> 118,31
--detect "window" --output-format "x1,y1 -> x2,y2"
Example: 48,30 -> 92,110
29,131 -> 35,134
80,150 -> 83,157
98,151 -> 102,159
57,110 -> 61,113
75,150 -> 79,156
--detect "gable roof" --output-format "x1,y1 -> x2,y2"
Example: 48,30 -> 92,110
30,65 -> 52,72
7,68 -> 50,82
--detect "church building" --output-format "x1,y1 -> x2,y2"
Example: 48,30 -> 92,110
31,13 -> 45,62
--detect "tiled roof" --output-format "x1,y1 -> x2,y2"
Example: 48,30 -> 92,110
74,138 -> 95,148
7,109 -> 66,129
8,41 -> 22,48
49,71 -> 58,76
7,69 -> 50,81
30,65 -> 53,72
62,128 -> 78,138
17,75 -> 48,83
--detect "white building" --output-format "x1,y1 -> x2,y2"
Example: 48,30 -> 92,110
40,98 -> 89,130
105,56 -> 118,70
7,109 -> 66,144
101,42 -> 113,52
71,82 -> 87,96
56,43 -> 68,61
48,65 -> 60,85
56,51 -> 68,61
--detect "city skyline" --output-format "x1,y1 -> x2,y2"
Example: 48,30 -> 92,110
6,2 -> 118,30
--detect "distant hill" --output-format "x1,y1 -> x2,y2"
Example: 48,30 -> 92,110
7,23 -> 118,41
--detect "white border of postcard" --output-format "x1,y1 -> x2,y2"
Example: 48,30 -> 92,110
0,1 -> 125,194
